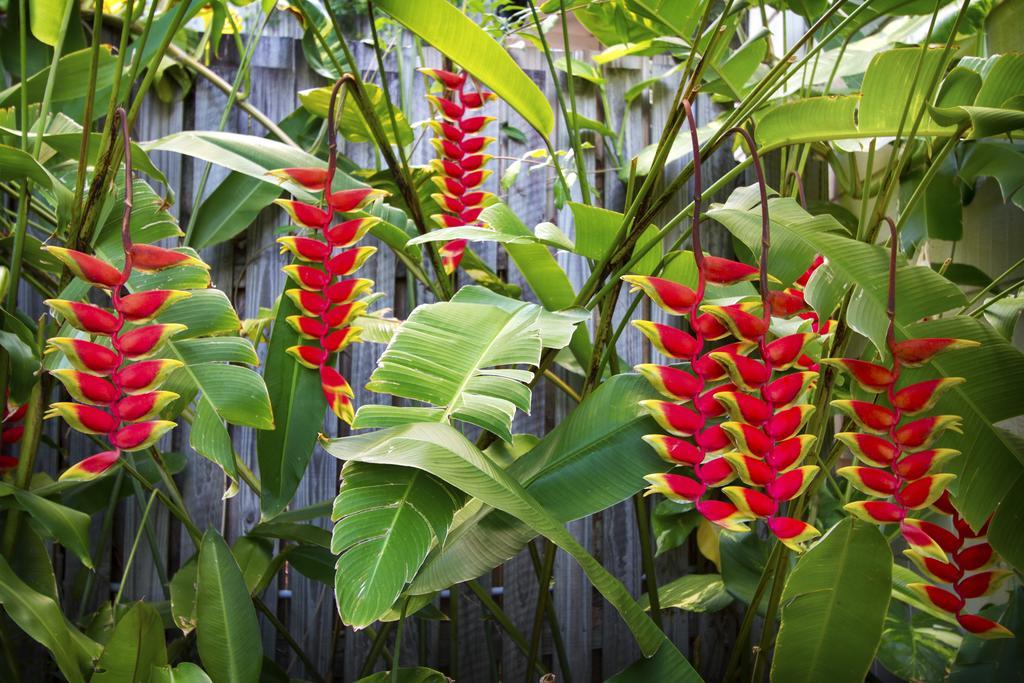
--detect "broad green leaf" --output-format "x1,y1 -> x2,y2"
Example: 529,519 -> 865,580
374,0 -> 554,135
950,586 -> 1023,680
0,143 -> 62,186
553,56 -> 605,85
172,338 -> 259,366
770,519 -> 891,683
10,487 -> 92,569
256,285 -> 325,518
9,520 -> 59,602
719,529 -> 771,605
570,202 -> 662,275
170,557 -> 198,635
876,620 -> 960,682
901,154 -> 962,243
640,574 -> 732,613
196,530 -> 262,683
158,290 -> 242,340
92,603 -> 167,683
0,46 -> 120,107
300,83 -> 413,146
165,359 -> 272,430
331,463 -> 460,628
982,293 -> 1024,340
152,663 -> 214,683
450,286 -> 588,349
606,639 -> 702,682
356,668 -> 447,683
0,553 -> 99,683
322,422 -> 665,656
0,310 -> 39,404
232,536 -> 274,595
708,193 -> 965,352
188,399 -> 240,497
411,374 -> 663,593
353,292 -> 583,441
959,141 -> 1024,211
28,0 -> 70,46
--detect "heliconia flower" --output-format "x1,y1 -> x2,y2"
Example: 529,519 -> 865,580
42,247 -> 122,288
326,217 -> 381,247
283,264 -> 331,291
641,400 -> 704,437
720,422 -> 772,459
44,403 -> 118,435
819,358 -> 897,393
707,352 -> 771,390
644,473 -> 707,503
763,333 -> 816,370
326,188 -> 388,213
715,391 -> 772,425
765,435 -> 817,471
701,304 -> 770,342
322,327 -> 361,353
49,370 -> 119,405
844,499 -> 906,523
58,450 -> 121,482
114,391 -> 179,422
109,420 -> 176,451
287,345 -> 328,370
695,499 -> 751,532
764,404 -> 814,440
692,312 -> 730,340
723,486 -> 777,517
278,236 -> 333,262
767,516 -> 821,552
892,378 -> 964,415
326,246 -> 377,277
117,290 -> 192,322
274,199 -> 332,228
632,321 -> 700,359
266,167 -> 330,191
45,113 -> 198,481
642,434 -> 703,465
892,415 -> 962,451
44,300 -> 120,335
835,432 -> 899,467
115,324 -> 187,359
620,276 -> 698,315
838,466 -> 901,497
766,290 -> 808,317
830,400 -> 897,434
115,359 -> 184,394
423,65 -> 497,274
129,244 -> 208,272
46,338 -> 120,375
900,491 -> 1014,638
762,371 -> 817,407
700,255 -> 760,285
323,301 -> 368,328
890,338 -> 980,367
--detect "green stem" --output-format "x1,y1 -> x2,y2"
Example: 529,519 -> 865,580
524,540 -> 556,683
254,598 -> 327,683
723,542 -> 783,682
72,0 -> 110,216
632,494 -> 661,629
112,490 -> 158,615
960,254 -> 1024,313
969,279 -> 1024,317
77,470 -> 126,619
892,131 -> 966,237
751,546 -> 789,682
390,598 -> 409,682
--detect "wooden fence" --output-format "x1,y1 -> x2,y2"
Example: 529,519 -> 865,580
16,12 -> 816,683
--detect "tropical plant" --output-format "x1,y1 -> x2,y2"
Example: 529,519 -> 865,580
0,0 -> 1020,681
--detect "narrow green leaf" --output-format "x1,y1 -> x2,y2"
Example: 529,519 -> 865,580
196,530 -> 262,683
92,603 -> 167,683
11,488 -> 93,569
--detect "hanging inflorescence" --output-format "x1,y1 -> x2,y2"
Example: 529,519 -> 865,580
628,105 -> 823,552
421,67 -> 496,275
43,108 -> 199,480
268,78 -> 385,424
826,219 -> 1011,638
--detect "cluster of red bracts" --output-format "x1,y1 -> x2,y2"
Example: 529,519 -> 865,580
905,492 -> 1013,638
268,167 -> 385,423
627,255 -> 824,552
823,336 -> 1014,637
42,244 -> 202,480
421,67 -> 496,275
1,396 -> 27,471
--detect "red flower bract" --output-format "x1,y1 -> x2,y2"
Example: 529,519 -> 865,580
422,67 -> 496,274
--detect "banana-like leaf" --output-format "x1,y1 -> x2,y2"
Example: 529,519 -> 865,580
640,574 -> 732,613
322,421 -> 667,656
7,487 -> 93,569
353,290 -> 586,441
331,463 -> 460,628
196,531 -> 262,683
771,519 -> 892,683
374,0 -> 554,136
411,374 -> 663,593
898,317 -> 1024,554
92,603 -> 167,683
757,50 -> 1024,149
708,193 -> 965,352
0,554 -> 99,683
300,83 -> 413,146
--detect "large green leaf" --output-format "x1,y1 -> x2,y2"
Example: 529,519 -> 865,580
5,486 -> 93,569
640,574 -> 732,613
331,463 -> 459,628
92,602 -> 167,683
256,285 -> 325,519
196,530 -> 262,683
152,663 -> 214,683
300,83 -> 413,146
411,374 -> 663,593
322,422 -> 666,657
0,554 -> 99,683
374,0 -> 553,136
897,317 -> 1024,554
352,291 -> 585,441
770,519 -> 892,683
569,202 -> 663,275
757,50 -> 1024,149
708,193 -> 965,353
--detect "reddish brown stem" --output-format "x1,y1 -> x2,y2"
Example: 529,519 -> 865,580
884,216 -> 898,352
724,126 -> 771,324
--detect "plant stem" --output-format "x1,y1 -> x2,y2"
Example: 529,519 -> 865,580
390,599 -> 409,682
112,490 -> 158,614
632,493 -> 661,628
524,540 -> 556,683
543,369 -> 580,402
77,470 -> 126,618
751,545 -> 789,682
957,254 -> 1024,313
969,280 -> 1024,317
723,542 -> 782,681
255,597 -> 327,683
